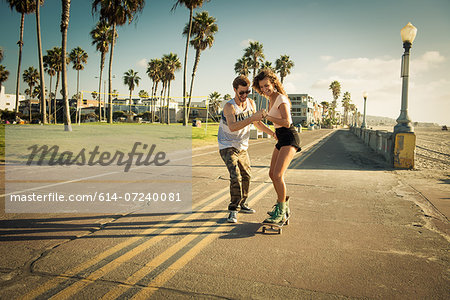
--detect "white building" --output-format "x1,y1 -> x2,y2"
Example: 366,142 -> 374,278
0,86 -> 24,111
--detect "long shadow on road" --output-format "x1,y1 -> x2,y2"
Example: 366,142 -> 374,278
290,129 -> 392,171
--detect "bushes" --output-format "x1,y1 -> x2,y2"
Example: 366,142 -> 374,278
0,109 -> 23,123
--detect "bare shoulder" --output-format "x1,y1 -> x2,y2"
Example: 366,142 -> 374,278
223,102 -> 235,115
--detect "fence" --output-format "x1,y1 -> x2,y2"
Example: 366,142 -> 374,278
350,127 -> 394,165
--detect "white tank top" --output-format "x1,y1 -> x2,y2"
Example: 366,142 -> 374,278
218,98 -> 254,150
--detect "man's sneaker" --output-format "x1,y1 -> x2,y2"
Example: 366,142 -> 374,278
227,211 -> 237,223
239,204 -> 256,214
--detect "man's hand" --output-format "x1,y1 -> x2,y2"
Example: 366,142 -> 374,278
252,109 -> 266,122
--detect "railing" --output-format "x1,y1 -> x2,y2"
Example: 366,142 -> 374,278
350,127 -> 394,164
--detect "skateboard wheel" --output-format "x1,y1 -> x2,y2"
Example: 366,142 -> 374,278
262,227 -> 266,233
278,228 -> 282,234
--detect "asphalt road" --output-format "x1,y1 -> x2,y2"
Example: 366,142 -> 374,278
0,129 -> 448,299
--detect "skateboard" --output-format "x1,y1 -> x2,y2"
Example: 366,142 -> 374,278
261,216 -> 290,234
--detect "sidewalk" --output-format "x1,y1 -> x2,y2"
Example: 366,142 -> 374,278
169,129 -> 449,299
0,129 -> 448,299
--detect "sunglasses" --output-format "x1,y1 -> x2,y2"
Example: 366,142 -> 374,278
239,90 -> 251,95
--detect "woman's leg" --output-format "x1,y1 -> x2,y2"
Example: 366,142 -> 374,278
271,146 -> 297,203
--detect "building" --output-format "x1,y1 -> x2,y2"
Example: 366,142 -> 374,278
0,86 -> 24,111
251,93 -> 318,126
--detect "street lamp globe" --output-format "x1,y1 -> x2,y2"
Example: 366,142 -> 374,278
363,91 -> 368,99
401,22 -> 417,44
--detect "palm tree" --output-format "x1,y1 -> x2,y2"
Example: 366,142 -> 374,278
6,0 -> 37,114
183,11 -> 218,123
234,56 -> 250,77
320,101 -> 330,118
23,66 -> 39,122
244,41 -> 265,81
90,19 -> 116,121
0,47 -> 3,62
35,0 -> 46,123
61,0 -> 72,131
259,61 -> 274,72
138,90 -> 148,98
223,94 -> 231,101
349,103 -> 356,126
123,69 -> 140,114
208,91 -> 221,119
329,80 -> 341,121
69,46 -> 88,124
159,59 -> 167,123
172,0 -> 207,126
162,53 -> 181,124
43,49 -> 56,122
275,55 -> 294,84
341,91 -> 351,126
0,65 -> 10,91
45,47 -> 68,124
146,58 -> 162,122
92,0 -> 145,124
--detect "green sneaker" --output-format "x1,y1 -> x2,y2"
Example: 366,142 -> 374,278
267,196 -> 290,217
263,202 -> 287,224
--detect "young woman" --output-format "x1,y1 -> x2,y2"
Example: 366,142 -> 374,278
252,70 -> 301,224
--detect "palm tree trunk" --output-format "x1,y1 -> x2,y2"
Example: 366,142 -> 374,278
98,52 -> 104,121
61,0 -> 72,131
187,48 -> 201,124
160,82 -> 165,123
129,90 -> 132,114
48,75 -> 52,122
153,81 -> 159,123
182,8 -> 194,126
36,0 -> 47,124
108,23 -> 116,124
28,84 -> 32,123
15,13 -> 25,115
167,81 -> 171,125
54,72 -> 60,124
76,69 -> 80,124
150,81 -> 155,122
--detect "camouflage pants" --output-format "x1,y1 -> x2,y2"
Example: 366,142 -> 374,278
219,147 -> 251,211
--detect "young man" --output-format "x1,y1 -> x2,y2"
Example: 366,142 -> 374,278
218,75 -> 275,223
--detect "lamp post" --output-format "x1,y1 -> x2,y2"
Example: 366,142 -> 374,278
394,22 -> 417,134
361,91 -> 368,129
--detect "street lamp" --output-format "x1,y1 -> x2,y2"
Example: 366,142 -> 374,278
361,91 -> 368,129
394,22 -> 417,133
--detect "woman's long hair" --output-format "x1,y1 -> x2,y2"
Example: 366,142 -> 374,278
252,69 -> 288,99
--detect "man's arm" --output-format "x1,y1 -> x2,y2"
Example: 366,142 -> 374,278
223,102 -> 263,132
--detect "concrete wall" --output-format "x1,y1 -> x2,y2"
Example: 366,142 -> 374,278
350,127 -> 394,164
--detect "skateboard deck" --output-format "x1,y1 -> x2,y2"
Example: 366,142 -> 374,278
261,216 -> 290,234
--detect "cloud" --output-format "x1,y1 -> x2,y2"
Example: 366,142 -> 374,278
411,51 -> 445,73
283,82 -> 296,93
320,55 -> 333,62
240,39 -> 255,47
306,51 -> 449,124
137,58 -> 148,68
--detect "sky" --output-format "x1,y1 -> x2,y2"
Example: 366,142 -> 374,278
1,0 -> 449,125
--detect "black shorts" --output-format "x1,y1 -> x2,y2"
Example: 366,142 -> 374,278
275,125 -> 301,152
